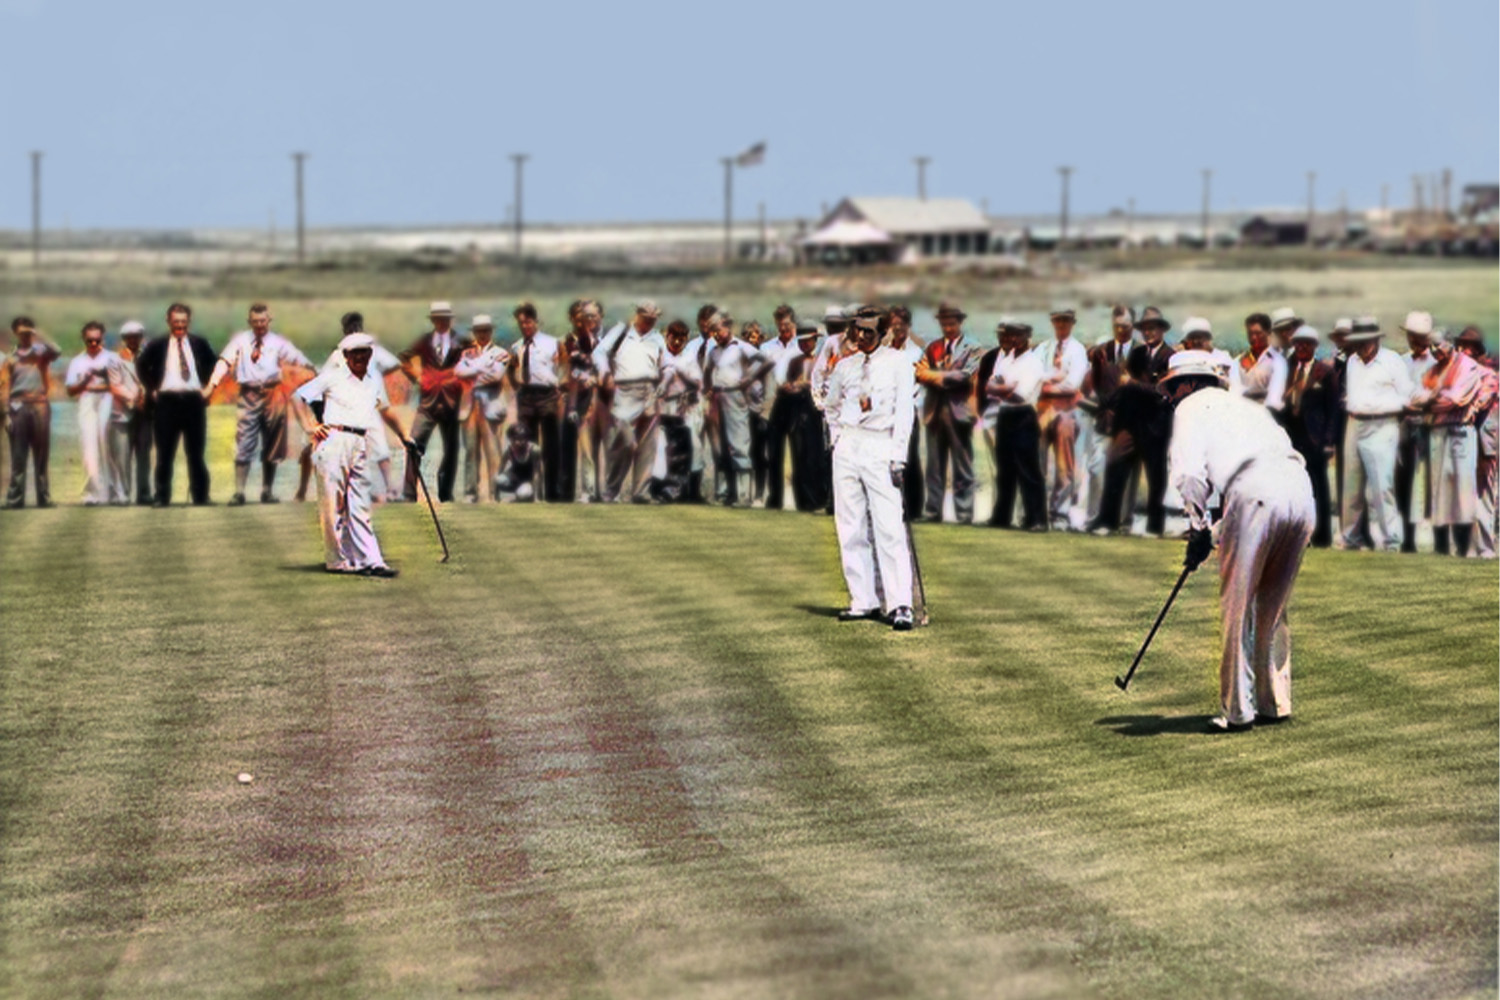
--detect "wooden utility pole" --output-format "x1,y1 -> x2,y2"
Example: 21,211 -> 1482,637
914,156 -> 930,201
1057,166 -> 1073,250
30,150 -> 42,269
1305,170 -> 1316,246
721,157 -> 734,266
757,201 -> 767,259
510,153 -> 529,258
292,152 -> 307,264
1201,168 -> 1212,249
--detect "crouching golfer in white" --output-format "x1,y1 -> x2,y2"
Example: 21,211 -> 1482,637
1165,350 -> 1315,731
827,315 -> 918,631
292,334 -> 415,577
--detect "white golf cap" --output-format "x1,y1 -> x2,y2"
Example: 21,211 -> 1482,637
1270,306 -> 1302,331
1399,310 -> 1434,337
1162,350 -> 1227,383
428,300 -> 454,317
470,314 -> 494,328
1181,316 -> 1213,338
338,333 -> 376,352
1290,324 -> 1320,343
119,320 -> 146,335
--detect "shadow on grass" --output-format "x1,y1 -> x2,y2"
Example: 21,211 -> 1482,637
795,604 -> 847,619
280,564 -> 335,573
1095,714 -> 1217,737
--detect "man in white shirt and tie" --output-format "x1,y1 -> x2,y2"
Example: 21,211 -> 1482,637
64,321 -> 124,505
826,314 -> 918,631
137,302 -> 217,506
1339,317 -> 1417,552
204,302 -> 317,505
506,302 -> 565,502
293,334 -> 416,577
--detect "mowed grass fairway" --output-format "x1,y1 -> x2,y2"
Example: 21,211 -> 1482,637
1,489 -> 1496,996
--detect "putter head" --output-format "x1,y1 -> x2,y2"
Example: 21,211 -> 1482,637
1114,676 -> 1130,692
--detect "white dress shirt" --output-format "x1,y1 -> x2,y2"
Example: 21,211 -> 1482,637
209,330 -> 314,389
456,342 -> 513,421
1345,347 -> 1417,416
295,368 -> 391,431
1403,349 -> 1436,386
594,323 -> 664,384
322,343 -> 402,376
159,335 -> 204,392
1032,336 -> 1089,394
1169,387 -> 1303,530
657,347 -> 704,415
825,346 -> 917,461
66,350 -> 118,392
512,332 -> 561,388
1237,347 -> 1289,411
983,348 -> 1045,430
893,339 -> 925,404
707,339 -> 768,389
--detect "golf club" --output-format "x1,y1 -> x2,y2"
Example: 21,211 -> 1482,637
906,519 -> 930,626
405,441 -> 450,563
1115,563 -> 1193,691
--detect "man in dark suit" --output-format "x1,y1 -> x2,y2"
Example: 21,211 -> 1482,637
398,301 -> 470,502
1284,325 -> 1339,547
914,303 -> 982,523
1129,306 -> 1175,384
135,302 -> 217,506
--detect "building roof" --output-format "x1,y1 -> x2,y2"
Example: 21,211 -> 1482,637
824,197 -> 989,235
799,219 -> 894,246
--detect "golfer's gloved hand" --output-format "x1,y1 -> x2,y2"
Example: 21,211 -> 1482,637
1184,527 -> 1214,570
889,462 -> 906,489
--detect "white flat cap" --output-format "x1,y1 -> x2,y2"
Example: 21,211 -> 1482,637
338,333 -> 376,352
1399,310 -> 1434,337
1290,324 -> 1320,343
119,320 -> 146,335
1181,316 -> 1213,337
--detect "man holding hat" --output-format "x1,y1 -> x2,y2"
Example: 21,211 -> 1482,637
204,303 -> 318,505
398,301 -> 470,503
915,304 -> 982,523
454,315 -> 511,502
108,320 -> 152,505
64,321 -> 126,505
3,316 -> 62,508
1283,325 -> 1339,546
1164,351 -> 1314,731
826,312 -> 917,631
1395,311 -> 1438,552
1339,316 -> 1416,552
594,300 -> 666,502
1238,313 -> 1288,414
1032,308 -> 1091,528
979,318 -> 1047,529
293,333 -> 416,576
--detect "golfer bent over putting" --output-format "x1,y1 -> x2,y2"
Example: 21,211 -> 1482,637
293,334 -> 416,577
1164,347 -> 1315,731
827,315 -> 917,631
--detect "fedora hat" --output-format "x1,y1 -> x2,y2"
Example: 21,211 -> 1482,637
1135,306 -> 1170,332
1456,326 -> 1486,349
1399,310 -> 1434,337
1049,308 -> 1076,322
1345,316 -> 1382,341
1269,306 -> 1303,332
936,303 -> 967,322
428,300 -> 454,318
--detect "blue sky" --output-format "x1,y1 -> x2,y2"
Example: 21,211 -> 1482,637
3,0 -> 1495,228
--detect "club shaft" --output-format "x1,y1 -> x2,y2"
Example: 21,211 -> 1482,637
1119,565 -> 1192,688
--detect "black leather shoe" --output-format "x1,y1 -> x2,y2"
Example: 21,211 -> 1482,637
1253,713 -> 1291,726
362,565 -> 399,578
229,493 -> 246,506
260,492 -> 280,504
838,608 -> 880,622
890,607 -> 915,631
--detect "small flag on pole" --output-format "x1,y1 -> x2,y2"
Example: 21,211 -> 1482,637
735,142 -> 766,168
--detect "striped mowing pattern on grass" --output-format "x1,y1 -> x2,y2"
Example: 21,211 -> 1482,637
0,501 -> 1495,999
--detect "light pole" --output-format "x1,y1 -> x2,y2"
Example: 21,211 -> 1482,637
914,156 -> 930,201
510,153 -> 529,258
1057,166 -> 1073,250
292,152 -> 308,264
721,156 -> 734,265
30,150 -> 42,269
1305,170 -> 1316,247
1201,168 -> 1213,249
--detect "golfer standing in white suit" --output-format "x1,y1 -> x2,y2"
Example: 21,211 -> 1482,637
826,314 -> 917,631
1164,352 -> 1315,732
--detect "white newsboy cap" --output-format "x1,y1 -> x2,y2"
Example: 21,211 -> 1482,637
1162,350 -> 1227,383
1181,316 -> 1213,338
428,300 -> 454,317
338,333 -> 376,352
470,314 -> 494,328
1290,324 -> 1320,343
1270,306 -> 1302,331
119,320 -> 146,335
1399,310 -> 1434,337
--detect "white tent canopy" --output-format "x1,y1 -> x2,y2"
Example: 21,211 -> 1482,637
799,219 -> 894,246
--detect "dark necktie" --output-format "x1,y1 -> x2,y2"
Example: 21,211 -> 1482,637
251,337 -> 263,364
176,337 -> 190,380
522,340 -> 532,384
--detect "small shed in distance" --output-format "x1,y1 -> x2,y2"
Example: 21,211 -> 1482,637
811,197 -> 991,261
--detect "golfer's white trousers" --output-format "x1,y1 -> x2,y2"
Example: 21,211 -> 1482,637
833,427 -> 912,614
313,431 -> 386,571
76,392 -> 115,504
1216,460 -> 1314,724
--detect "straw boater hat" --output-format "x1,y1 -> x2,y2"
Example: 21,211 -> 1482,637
1270,307 -> 1303,332
428,301 -> 454,319
996,316 -> 1032,335
1399,310 -> 1434,338
470,314 -> 494,329
1049,308 -> 1076,322
1345,316 -> 1382,341
1161,350 -> 1227,385
936,303 -> 967,322
1290,324 -> 1319,344
1135,306 -> 1170,332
